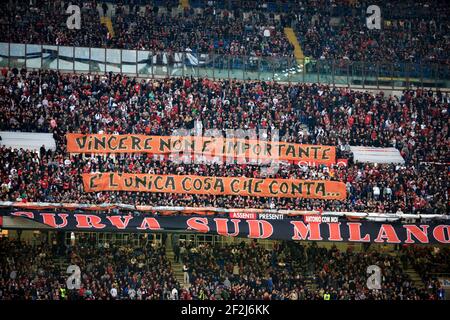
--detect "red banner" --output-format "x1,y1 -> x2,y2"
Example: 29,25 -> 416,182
82,173 -> 347,200
66,134 -> 336,165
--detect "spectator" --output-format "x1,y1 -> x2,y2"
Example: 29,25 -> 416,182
183,263 -> 190,285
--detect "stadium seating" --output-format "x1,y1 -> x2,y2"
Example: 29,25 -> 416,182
1,0 -> 449,66
0,70 -> 447,214
0,2 -> 294,57
0,237 -> 446,300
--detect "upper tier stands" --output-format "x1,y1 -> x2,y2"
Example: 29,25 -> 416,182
0,0 -> 449,65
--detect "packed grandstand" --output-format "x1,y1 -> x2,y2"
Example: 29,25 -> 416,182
0,0 -> 449,302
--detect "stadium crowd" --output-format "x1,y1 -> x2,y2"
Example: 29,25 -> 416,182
0,0 -> 293,57
110,4 -> 293,56
0,69 -> 448,214
180,241 -> 443,300
291,0 -> 450,65
1,0 -> 449,65
401,245 -> 450,297
0,236 -> 178,300
0,237 -> 446,300
0,0 -> 448,304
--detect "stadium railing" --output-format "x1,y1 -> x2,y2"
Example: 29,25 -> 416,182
1,42 -> 449,90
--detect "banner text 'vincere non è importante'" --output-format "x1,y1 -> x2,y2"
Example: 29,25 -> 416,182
3,211 -> 450,245
82,173 -> 347,200
66,134 -> 336,165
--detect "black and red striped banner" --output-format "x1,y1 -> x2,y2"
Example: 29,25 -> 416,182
1,211 -> 449,245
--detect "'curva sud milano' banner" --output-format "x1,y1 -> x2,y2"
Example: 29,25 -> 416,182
2,211 -> 449,245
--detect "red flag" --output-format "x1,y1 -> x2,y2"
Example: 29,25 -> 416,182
336,159 -> 348,167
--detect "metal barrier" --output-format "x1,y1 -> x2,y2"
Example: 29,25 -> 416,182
1,42 -> 449,89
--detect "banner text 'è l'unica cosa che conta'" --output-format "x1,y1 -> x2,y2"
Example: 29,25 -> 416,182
82,173 -> 347,200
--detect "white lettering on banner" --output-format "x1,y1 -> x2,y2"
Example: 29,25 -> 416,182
229,212 -> 257,220
304,215 -> 321,223
258,213 -> 284,220
322,216 -> 339,223
304,215 -> 339,223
